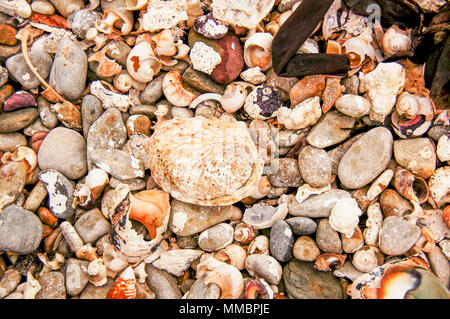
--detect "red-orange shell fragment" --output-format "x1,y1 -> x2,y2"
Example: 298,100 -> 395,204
30,13 -> 70,29
106,266 -> 136,299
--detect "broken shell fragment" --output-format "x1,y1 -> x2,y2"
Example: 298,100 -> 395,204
277,96 -> 322,130
214,244 -> 247,271
109,184 -> 171,263
328,198 -> 362,238
359,62 -> 406,123
147,116 -> 264,206
247,235 -> 269,255
366,169 -> 394,201
90,81 -> 131,112
244,33 -> 273,72
106,266 -> 137,299
126,40 -> 162,83
363,202 -> 383,246
163,70 -> 199,107
428,166 -> 450,208
242,202 -> 288,230
393,167 -> 429,204
190,41 -> 222,75
197,255 -> 244,299
211,0 -> 275,30
96,9 -> 133,36
194,13 -> 229,39
244,85 -> 282,120
233,223 -> 257,245
313,253 -> 346,272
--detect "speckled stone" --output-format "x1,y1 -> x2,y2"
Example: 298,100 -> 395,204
0,268 -> 21,299
39,169 -> 75,219
0,205 -> 43,254
49,39 -> 87,101
5,51 -> 53,89
315,219 -> 343,254
298,146 -> 332,188
306,110 -> 355,149
338,127 -> 393,189
379,216 -> 421,256
269,220 -> 294,262
81,94 -> 103,138
0,161 -> 27,210
65,258 -> 90,296
74,208 -> 110,244
268,158 -> 303,187
285,217 -> 317,235
283,260 -> 343,299
38,127 -> 87,180
35,271 -> 66,299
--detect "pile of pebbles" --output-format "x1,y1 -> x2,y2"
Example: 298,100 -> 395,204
0,0 -> 449,299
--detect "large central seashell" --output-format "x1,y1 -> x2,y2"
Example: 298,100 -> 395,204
147,116 -> 264,206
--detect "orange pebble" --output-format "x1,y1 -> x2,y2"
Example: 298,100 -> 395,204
38,207 -> 59,228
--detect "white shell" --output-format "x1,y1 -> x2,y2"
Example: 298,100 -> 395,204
163,70 -> 199,107
395,92 -> 419,119
428,166 -> 450,208
190,42 -> 222,75
382,26 -> 412,57
147,116 -> 264,206
437,135 -> 450,163
366,169 -> 394,201
90,80 -> 131,112
329,198 -> 362,238
359,62 -> 406,122
240,67 -> 266,85
243,32 -> 274,72
277,96 -> 322,130
295,184 -> 331,204
0,0 -> 31,18
152,249 -> 204,277
126,41 -> 162,83
242,202 -> 288,230
211,0 -> 275,29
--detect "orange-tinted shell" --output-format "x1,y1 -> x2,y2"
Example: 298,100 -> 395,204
107,266 -> 137,299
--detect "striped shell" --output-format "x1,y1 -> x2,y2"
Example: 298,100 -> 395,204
147,116 -> 264,206
106,266 -> 137,299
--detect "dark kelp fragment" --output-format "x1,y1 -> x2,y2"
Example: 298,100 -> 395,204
272,0 -> 350,77
428,35 -> 449,110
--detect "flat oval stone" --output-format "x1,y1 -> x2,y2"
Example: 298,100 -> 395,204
283,189 -> 351,218
379,216 -> 421,256
306,110 -> 355,148
0,132 -> 27,151
5,50 -> 53,89
393,138 -> 436,179
49,39 -> 87,101
286,217 -> 317,235
35,271 -> 66,299
38,127 -> 87,180
89,148 -> 144,180
169,199 -> 241,236
269,220 -> 294,262
0,108 -> 38,133
315,219 -> 343,254
0,161 -> 27,210
39,169 -> 75,219
198,223 -> 234,252
0,205 -> 43,254
65,258 -> 90,296
81,94 -> 103,138
298,146 -> 332,188
140,73 -> 165,104
283,260 -> 343,299
338,127 -> 393,189
74,208 -> 110,244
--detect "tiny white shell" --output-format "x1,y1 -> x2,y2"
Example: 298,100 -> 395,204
126,41 -> 162,83
277,96 -> 322,130
329,198 -> 362,238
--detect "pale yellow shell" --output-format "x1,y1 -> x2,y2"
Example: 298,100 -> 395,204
147,116 -> 264,206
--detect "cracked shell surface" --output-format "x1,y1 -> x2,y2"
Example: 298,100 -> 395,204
147,116 -> 264,206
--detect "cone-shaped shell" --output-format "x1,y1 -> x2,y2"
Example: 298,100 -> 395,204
147,116 -> 264,206
106,266 -> 137,299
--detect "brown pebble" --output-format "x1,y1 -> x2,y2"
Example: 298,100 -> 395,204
38,206 -> 59,228
289,75 -> 326,106
31,131 -> 49,152
41,224 -> 53,239
126,114 -> 151,136
0,24 -> 18,46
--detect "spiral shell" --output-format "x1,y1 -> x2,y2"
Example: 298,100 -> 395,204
244,33 -> 274,72
106,266 -> 137,299
382,26 -> 412,57
126,40 -> 162,83
147,116 -> 264,206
